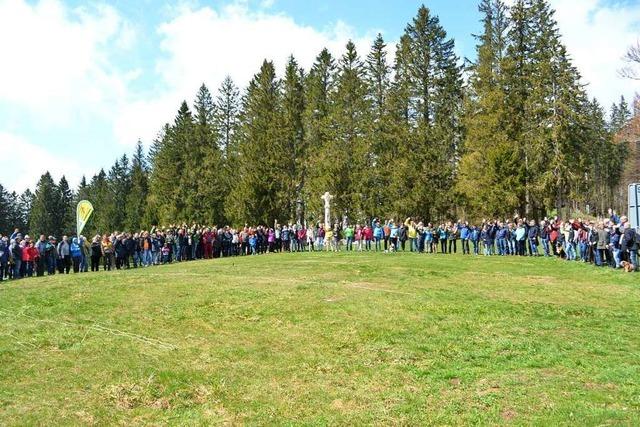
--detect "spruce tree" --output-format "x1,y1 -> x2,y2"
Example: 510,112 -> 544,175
302,49 -> 336,221
281,56 -> 307,222
501,0 -> 535,215
88,169 -> 111,234
125,141 -> 150,231
227,60 -> 287,225
56,176 -> 75,235
76,176 -> 90,202
193,84 -> 226,225
0,183 -> 12,235
148,103 -> 194,224
327,41 -> 372,220
215,76 -> 241,160
458,0 -> 519,217
395,5 -> 464,220
105,155 -> 131,231
365,34 -> 394,215
610,96 -> 632,133
15,190 -> 33,234
29,172 -> 60,237
384,35 -> 414,218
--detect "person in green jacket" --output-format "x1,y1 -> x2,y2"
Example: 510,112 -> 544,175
344,224 -> 354,251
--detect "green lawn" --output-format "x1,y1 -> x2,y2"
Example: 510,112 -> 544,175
1,252 -> 639,425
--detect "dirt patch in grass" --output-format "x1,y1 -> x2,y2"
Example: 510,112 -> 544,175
501,409 -> 517,421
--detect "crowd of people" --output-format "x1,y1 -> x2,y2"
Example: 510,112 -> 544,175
0,208 -> 636,281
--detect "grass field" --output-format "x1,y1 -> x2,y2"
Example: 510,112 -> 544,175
1,252 -> 639,425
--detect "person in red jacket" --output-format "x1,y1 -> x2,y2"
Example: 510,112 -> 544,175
22,241 -> 39,277
203,228 -> 213,259
363,224 -> 373,251
297,227 -> 306,252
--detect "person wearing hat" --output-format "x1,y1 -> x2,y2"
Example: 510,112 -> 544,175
70,238 -> 82,273
47,236 -> 58,275
57,236 -> 71,274
35,235 -> 47,277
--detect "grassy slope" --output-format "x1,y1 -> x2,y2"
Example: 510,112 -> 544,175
0,252 -> 639,425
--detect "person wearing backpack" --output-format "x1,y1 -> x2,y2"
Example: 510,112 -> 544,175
70,238 -> 83,273
621,222 -> 638,269
372,219 -> 383,252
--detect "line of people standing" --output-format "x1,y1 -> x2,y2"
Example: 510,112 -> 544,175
0,208 -> 636,281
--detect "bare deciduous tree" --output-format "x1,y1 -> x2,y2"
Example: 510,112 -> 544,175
620,40 -> 640,80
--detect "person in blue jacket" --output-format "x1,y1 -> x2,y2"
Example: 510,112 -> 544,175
495,223 -> 507,256
515,222 -> 527,256
470,225 -> 480,256
70,237 -> 83,273
438,224 -> 448,254
372,218 -> 383,252
459,222 -> 470,255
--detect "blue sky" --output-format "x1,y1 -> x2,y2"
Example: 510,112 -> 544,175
0,0 -> 639,192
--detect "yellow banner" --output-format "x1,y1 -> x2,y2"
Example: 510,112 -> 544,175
76,200 -> 94,236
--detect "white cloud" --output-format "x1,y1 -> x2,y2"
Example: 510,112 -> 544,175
0,0 -> 137,126
155,2 -> 374,92
550,0 -> 640,108
260,0 -> 275,9
114,2 -> 377,148
0,132 -> 91,191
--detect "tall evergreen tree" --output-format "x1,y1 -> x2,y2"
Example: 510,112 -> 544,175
193,84 -> 226,225
29,172 -> 60,237
76,176 -> 90,202
87,169 -> 111,234
326,41 -> 372,219
227,60 -> 287,224
393,5 -> 464,220
303,49 -> 337,220
610,95 -> 632,133
501,0 -> 536,215
365,34 -> 394,214
106,155 -> 131,231
0,184 -> 12,235
215,76 -> 241,160
281,56 -> 307,222
15,190 -> 33,234
148,103 -> 194,224
56,176 -> 75,235
458,0 -> 520,217
125,141 -> 150,231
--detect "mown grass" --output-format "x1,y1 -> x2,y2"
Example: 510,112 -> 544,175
1,252 -> 639,425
